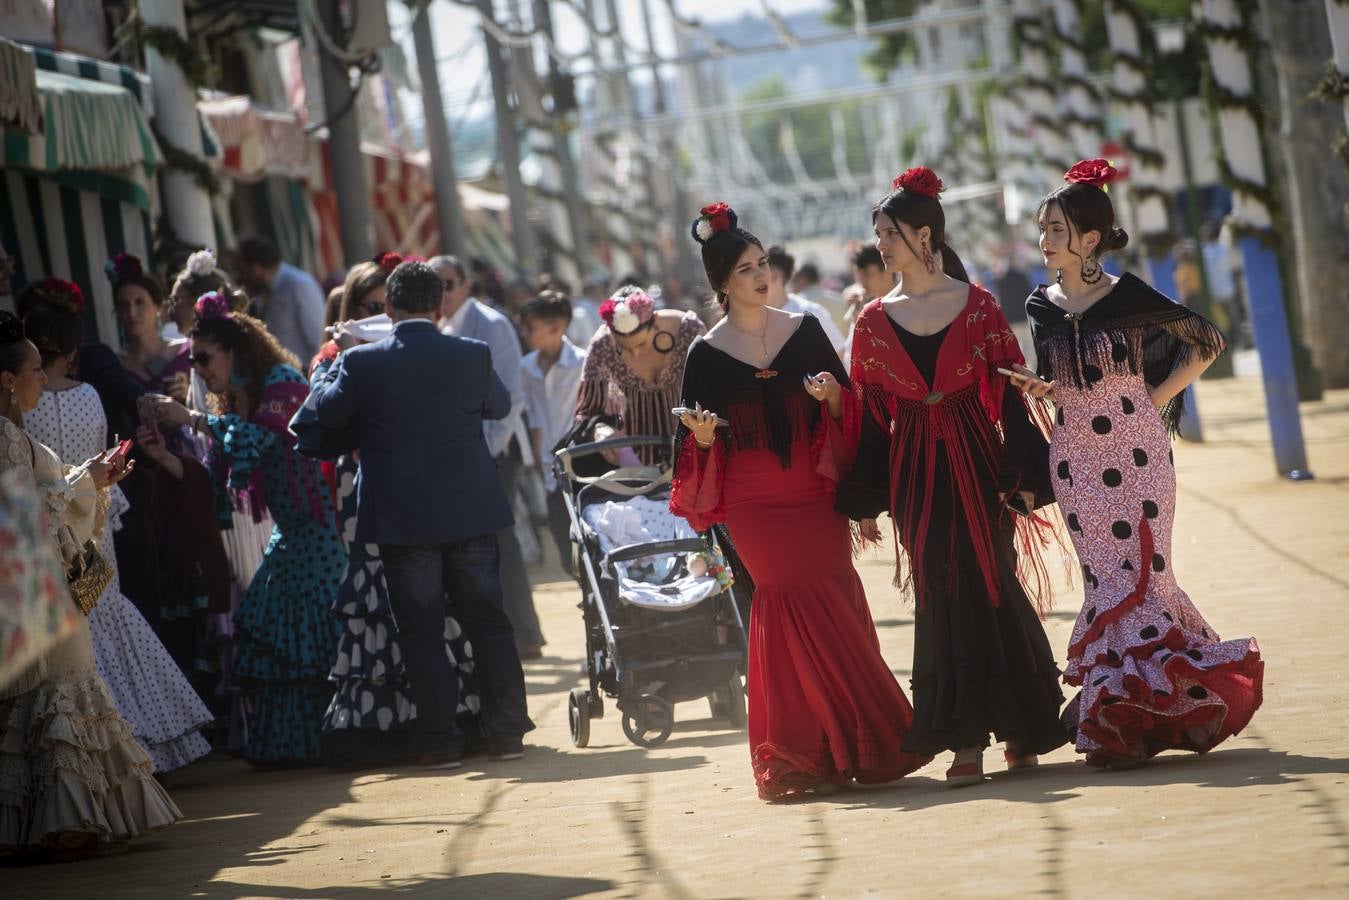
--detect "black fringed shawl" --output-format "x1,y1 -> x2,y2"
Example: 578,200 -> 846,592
1026,273 -> 1226,436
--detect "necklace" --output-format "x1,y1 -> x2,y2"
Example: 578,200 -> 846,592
725,314 -> 770,366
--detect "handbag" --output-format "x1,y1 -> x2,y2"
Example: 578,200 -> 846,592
67,541 -> 113,616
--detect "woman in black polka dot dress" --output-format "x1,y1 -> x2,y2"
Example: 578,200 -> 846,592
1020,159 -> 1263,768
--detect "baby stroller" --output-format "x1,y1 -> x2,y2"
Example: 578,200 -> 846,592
554,428 -> 748,749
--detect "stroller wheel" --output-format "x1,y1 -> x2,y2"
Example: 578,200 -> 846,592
621,694 -> 674,748
569,688 -> 592,748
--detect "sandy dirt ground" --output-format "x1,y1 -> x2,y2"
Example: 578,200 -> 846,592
6,376 -> 1348,899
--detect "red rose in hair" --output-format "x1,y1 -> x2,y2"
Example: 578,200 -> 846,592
892,166 -> 944,199
709,212 -> 731,232
373,251 -> 403,273
34,278 -> 85,316
1064,158 -> 1118,187
700,202 -> 729,218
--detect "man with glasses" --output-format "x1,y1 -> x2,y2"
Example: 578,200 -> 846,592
431,255 -> 546,660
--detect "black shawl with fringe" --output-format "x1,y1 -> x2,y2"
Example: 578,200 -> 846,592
1026,273 -> 1226,436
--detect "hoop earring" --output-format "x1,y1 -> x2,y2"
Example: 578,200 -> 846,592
1081,257 -> 1103,285
652,330 -> 676,354
921,243 -> 937,275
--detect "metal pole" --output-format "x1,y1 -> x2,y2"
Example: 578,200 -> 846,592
640,0 -> 697,289
479,0 -> 539,277
604,0 -> 658,277
534,0 -> 591,277
141,0 -> 214,247
315,0 -> 374,264
1197,0 -> 1311,479
412,0 -> 467,258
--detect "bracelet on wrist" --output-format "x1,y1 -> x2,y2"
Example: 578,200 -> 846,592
695,435 -> 714,450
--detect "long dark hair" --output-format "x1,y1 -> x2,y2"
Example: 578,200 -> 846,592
1035,182 -> 1130,269
872,188 -> 969,283
0,311 -> 31,427
23,303 -> 84,368
190,306 -> 299,415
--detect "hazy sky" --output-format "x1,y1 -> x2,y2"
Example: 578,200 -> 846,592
392,0 -> 834,123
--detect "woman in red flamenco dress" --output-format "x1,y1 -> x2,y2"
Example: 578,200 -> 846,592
671,204 -> 930,801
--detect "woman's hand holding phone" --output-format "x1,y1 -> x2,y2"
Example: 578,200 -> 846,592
999,365 -> 1056,400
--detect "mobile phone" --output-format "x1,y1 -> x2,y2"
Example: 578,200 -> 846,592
136,395 -> 161,441
671,407 -> 730,427
104,438 -> 134,467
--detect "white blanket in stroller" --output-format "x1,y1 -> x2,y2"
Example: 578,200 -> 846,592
581,496 -> 724,612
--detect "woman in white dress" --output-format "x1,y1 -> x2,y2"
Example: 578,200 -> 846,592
23,294 -> 213,773
0,305 -> 179,857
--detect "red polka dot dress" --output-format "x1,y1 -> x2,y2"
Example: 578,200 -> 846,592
1028,274 -> 1263,765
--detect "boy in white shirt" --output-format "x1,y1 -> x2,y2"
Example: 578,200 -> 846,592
520,291 -> 588,569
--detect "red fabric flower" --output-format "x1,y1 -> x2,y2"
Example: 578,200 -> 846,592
700,202 -> 729,217
892,167 -> 944,199
373,252 -> 403,273
709,212 -> 731,232
1064,158 -> 1118,187
33,278 -> 85,316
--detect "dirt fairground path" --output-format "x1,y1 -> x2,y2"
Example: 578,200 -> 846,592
8,377 -> 1349,899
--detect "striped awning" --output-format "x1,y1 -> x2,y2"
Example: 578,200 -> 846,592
10,70 -> 162,174
0,38 -> 41,136
26,43 -> 221,161
1,166 -> 155,347
199,94 -> 316,184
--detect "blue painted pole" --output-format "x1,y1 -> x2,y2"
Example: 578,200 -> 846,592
1145,255 -> 1203,442
1237,235 -> 1313,479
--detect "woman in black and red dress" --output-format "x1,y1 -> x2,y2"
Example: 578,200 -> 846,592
671,203 -> 929,801
838,168 -> 1068,785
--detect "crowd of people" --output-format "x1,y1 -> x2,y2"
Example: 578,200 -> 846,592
0,155 -> 1267,859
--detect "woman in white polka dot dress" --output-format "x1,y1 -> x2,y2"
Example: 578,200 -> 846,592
23,297 -> 213,774
1017,160 -> 1264,769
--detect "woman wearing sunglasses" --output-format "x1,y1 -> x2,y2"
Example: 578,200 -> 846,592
149,292 -> 344,766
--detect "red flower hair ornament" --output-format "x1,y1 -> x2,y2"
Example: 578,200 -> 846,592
892,166 -> 944,199
1064,158 -> 1118,188
691,202 -> 738,245
103,252 -> 146,286
195,291 -> 232,321
373,251 -> 404,273
31,278 -> 85,317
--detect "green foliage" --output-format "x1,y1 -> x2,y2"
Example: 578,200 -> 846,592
826,0 -> 922,80
737,75 -> 871,185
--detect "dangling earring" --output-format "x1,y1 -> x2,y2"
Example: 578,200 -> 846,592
1081,257 -> 1103,285
921,243 -> 937,275
1055,267 -> 1064,286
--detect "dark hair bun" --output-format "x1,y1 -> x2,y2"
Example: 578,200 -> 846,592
1105,226 -> 1129,254
0,311 -> 23,344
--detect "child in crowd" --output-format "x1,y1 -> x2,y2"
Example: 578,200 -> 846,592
520,291 -> 588,568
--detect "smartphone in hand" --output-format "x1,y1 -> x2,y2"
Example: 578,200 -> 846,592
104,438 -> 135,468
136,395 -> 161,441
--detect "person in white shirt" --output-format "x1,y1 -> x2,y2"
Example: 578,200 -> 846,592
519,292 -> 587,568
789,261 -> 847,333
432,254 -> 545,659
765,245 -> 848,359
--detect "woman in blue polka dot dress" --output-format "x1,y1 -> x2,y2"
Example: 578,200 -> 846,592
1020,160 -> 1263,769
152,291 -> 344,766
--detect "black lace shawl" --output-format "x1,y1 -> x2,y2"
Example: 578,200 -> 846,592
1026,273 -> 1226,436
673,315 -> 848,470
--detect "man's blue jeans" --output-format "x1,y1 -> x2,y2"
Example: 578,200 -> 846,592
381,534 -> 533,758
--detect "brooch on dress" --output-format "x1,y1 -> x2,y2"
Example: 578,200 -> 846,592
754,369 -> 778,380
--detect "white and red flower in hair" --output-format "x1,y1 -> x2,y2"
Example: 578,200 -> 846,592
691,201 -> 738,244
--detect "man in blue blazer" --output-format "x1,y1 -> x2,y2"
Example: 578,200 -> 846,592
310,261 -> 532,766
